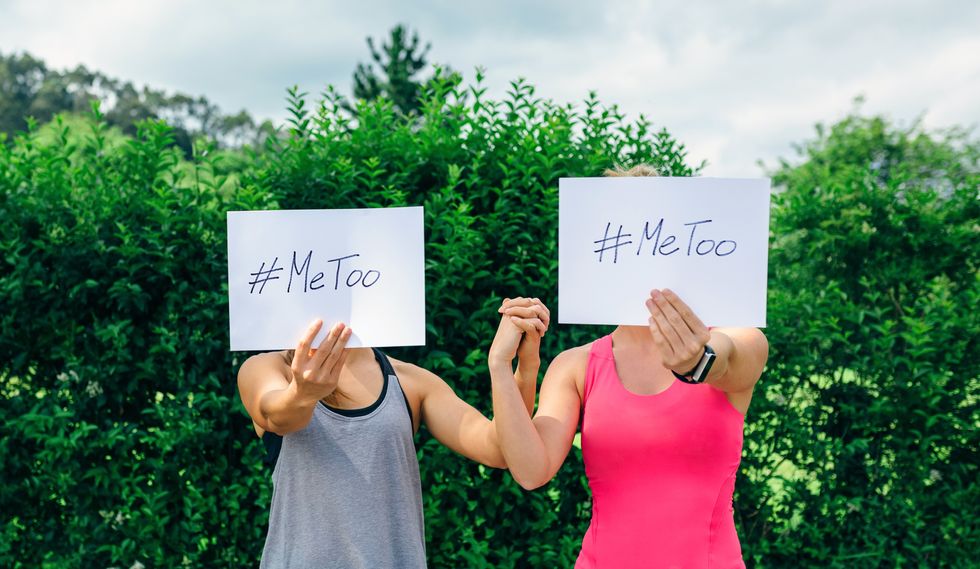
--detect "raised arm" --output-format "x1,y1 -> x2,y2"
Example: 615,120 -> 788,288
237,320 -> 351,435
646,288 -> 769,413
500,297 -> 550,415
413,298 -> 549,469
489,312 -> 586,490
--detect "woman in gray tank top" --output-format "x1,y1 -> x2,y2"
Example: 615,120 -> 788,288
237,298 -> 549,569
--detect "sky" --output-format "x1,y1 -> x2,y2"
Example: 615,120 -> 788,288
2,0 -> 978,176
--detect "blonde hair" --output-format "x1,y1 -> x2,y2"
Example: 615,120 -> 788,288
603,164 -> 661,178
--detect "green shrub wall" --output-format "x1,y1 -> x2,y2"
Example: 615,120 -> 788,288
1,74 -> 976,568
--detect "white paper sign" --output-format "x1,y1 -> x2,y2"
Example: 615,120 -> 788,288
227,207 -> 425,350
559,177 -> 770,327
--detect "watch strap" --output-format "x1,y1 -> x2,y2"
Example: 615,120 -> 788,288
671,345 -> 716,384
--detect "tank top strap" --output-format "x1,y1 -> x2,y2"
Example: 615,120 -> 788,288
583,335 -> 614,405
372,347 -> 396,377
372,348 -> 415,430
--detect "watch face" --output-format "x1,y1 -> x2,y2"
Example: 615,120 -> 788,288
691,349 -> 716,383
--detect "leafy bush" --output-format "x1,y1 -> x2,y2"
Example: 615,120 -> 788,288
1,72 -> 975,568
0,74 -> 699,568
738,114 -> 979,567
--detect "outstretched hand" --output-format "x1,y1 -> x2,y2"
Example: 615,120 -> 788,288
645,288 -> 710,374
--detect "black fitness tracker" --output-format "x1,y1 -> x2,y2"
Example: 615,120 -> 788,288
671,345 -> 716,384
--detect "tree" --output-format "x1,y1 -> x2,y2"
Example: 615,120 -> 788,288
737,111 -> 979,566
0,51 -> 272,155
0,72 -> 701,568
351,24 -> 432,114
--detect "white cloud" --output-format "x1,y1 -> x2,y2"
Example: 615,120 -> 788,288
1,0 -> 977,175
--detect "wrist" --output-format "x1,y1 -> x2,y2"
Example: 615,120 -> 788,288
672,345 -> 716,384
489,358 -> 515,378
516,356 -> 540,371
488,349 -> 514,367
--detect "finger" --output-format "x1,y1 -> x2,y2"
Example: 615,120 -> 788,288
504,303 -> 549,319
510,316 -> 544,337
653,291 -> 704,357
503,306 -> 545,319
647,297 -> 685,354
661,288 -> 709,343
293,319 -> 323,370
499,297 -> 534,311
310,322 -> 344,369
530,317 -> 547,336
652,291 -> 693,338
531,298 -> 550,326
526,317 -> 547,336
333,348 -> 351,376
647,314 -> 675,360
321,326 -> 352,376
504,306 -> 550,334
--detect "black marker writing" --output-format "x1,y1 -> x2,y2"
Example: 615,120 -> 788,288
328,254 -> 361,289
684,219 -> 712,256
248,257 -> 284,294
288,250 -> 313,293
635,219 -> 681,257
248,251 -> 382,294
593,222 -> 633,263
597,218 -> 738,263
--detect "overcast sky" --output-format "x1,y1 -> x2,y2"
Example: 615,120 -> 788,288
2,0 -> 978,176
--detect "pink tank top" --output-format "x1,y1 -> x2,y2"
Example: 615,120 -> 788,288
576,335 -> 746,569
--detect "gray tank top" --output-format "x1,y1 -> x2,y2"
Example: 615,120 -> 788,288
259,350 -> 426,569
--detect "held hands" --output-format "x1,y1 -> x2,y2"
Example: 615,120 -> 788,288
289,319 -> 353,406
645,289 -> 710,375
488,297 -> 550,367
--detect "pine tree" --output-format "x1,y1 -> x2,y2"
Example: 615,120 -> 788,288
351,25 -> 431,114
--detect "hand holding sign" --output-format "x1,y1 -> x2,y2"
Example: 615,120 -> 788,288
559,177 -> 771,327
289,320 -> 353,406
645,288 -> 710,374
227,207 -> 425,351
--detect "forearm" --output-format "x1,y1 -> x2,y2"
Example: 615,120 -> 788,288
513,359 -> 540,416
259,381 -> 318,434
490,360 -> 552,489
704,329 -> 754,392
467,362 -> 537,469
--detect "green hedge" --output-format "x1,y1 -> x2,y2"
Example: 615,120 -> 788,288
1,73 -> 976,568
742,115 -> 979,567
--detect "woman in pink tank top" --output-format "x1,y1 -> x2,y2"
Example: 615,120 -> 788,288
488,166 -> 770,568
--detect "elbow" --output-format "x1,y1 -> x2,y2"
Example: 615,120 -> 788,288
508,463 -> 553,491
264,414 -> 313,436
512,471 -> 549,491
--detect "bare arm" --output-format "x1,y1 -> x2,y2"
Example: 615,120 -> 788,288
237,320 -> 351,435
412,364 -> 509,468
703,327 -> 769,393
418,297 -> 550,468
489,313 -> 586,490
646,288 -> 769,413
500,297 -> 551,415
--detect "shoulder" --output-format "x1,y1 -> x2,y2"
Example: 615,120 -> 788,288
238,350 -> 291,384
715,326 -> 768,345
388,357 -> 447,398
543,342 -> 593,395
389,357 -> 436,381
548,343 -> 592,373
715,327 -> 769,364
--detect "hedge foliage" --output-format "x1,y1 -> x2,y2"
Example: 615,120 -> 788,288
1,71 -> 976,568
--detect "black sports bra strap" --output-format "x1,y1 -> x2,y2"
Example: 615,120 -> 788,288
372,348 -> 414,430
371,348 -> 397,377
